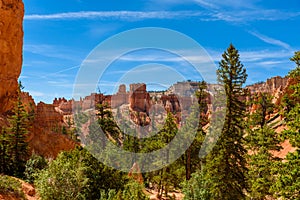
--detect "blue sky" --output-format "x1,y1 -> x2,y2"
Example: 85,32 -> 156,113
21,0 -> 300,103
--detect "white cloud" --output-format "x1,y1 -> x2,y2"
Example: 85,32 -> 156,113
249,31 -> 292,50
24,10 -> 300,22
24,44 -> 81,61
24,11 -> 205,21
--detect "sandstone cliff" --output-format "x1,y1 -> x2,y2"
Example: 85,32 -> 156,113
0,0 -> 24,114
246,76 -> 289,105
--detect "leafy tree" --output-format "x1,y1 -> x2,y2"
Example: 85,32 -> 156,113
273,51 -> 300,199
35,147 -> 128,200
204,44 -> 248,199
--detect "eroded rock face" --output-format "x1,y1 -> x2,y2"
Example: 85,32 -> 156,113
246,76 -> 289,105
35,102 -> 64,131
27,102 -> 77,158
0,0 -> 24,113
129,83 -> 151,114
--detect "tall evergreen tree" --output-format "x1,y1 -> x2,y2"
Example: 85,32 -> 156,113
273,51 -> 300,199
204,44 -> 248,199
181,81 -> 208,180
0,129 -> 11,174
246,93 -> 282,199
0,82 -> 30,177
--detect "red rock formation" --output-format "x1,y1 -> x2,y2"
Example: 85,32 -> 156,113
160,94 -> 181,113
111,84 -> 129,108
0,0 -> 24,114
128,84 -> 151,126
35,102 -> 64,130
28,127 -> 77,158
129,83 -> 151,114
21,92 -> 35,113
246,76 -> 289,105
27,102 -> 77,158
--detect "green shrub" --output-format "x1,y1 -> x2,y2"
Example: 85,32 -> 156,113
0,175 -> 25,199
121,180 -> 149,200
34,147 -> 128,200
24,154 -> 48,183
182,170 -> 211,200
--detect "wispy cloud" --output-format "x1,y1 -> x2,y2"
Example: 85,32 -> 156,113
249,31 -> 292,50
24,10 -> 300,22
119,53 -> 212,63
207,48 -> 293,68
24,44 -> 82,61
25,11 -> 205,21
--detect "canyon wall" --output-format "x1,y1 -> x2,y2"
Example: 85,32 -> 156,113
0,0 -> 24,114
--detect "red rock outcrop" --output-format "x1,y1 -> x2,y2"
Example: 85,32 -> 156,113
246,76 -> 289,105
129,83 -> 151,114
35,102 -> 64,131
128,83 -> 151,126
0,0 -> 24,114
111,84 -> 129,108
26,102 -> 77,158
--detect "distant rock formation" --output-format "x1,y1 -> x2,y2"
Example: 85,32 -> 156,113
246,76 -> 289,105
0,0 -> 24,114
129,83 -> 151,114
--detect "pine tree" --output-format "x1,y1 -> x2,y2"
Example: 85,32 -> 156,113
5,82 -> 30,177
273,51 -> 300,199
0,129 -> 11,174
204,44 -> 248,199
158,112 -> 178,197
246,93 -> 282,199
182,81 -> 208,180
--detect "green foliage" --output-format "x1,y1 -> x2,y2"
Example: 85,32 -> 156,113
0,82 -> 30,178
24,154 -> 48,183
35,147 -> 128,200
246,92 -> 283,199
98,180 -> 149,200
203,44 -> 248,199
0,129 -> 11,174
0,175 -> 25,199
121,180 -> 149,200
96,101 -> 121,142
181,81 -> 208,181
99,189 -> 118,200
273,51 -> 300,199
182,170 -> 211,200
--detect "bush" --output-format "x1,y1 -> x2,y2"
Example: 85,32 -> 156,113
0,175 -> 25,199
121,180 -> 149,200
182,170 -> 211,200
24,154 -> 48,183
34,147 -> 128,200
